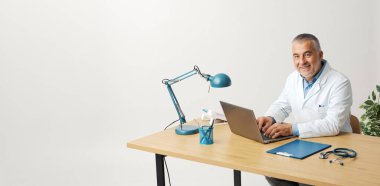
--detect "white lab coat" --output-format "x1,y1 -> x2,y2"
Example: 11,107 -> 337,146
265,62 -> 352,138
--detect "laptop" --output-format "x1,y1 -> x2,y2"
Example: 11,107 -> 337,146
220,101 -> 295,144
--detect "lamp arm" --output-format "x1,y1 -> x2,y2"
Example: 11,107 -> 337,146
162,66 -> 211,126
166,84 -> 186,124
162,66 -> 210,86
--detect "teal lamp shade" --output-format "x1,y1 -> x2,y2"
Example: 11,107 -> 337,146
209,73 -> 231,88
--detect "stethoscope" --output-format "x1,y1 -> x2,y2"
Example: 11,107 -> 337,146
319,148 -> 357,166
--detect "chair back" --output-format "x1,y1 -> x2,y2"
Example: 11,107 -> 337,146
350,115 -> 361,134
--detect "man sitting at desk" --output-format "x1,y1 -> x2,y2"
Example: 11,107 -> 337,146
256,33 -> 352,186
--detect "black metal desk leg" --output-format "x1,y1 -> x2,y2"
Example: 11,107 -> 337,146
234,170 -> 241,186
155,154 -> 165,186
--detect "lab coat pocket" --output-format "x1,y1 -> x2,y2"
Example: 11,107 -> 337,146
318,105 -> 328,118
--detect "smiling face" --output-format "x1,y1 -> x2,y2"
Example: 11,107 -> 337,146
292,40 -> 323,82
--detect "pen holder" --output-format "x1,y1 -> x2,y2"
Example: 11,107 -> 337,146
199,126 -> 213,145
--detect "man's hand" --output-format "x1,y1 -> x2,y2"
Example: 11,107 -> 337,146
256,116 -> 273,132
264,122 -> 293,139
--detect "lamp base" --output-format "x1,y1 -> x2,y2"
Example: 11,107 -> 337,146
175,125 -> 199,135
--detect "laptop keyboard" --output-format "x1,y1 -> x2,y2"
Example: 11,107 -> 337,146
261,133 -> 271,141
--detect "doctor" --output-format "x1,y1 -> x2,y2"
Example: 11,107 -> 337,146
257,33 -> 352,139
257,33 -> 352,186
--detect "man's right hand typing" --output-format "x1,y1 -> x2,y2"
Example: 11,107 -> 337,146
256,116 -> 273,133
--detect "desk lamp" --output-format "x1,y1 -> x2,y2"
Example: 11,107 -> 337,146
162,65 -> 231,135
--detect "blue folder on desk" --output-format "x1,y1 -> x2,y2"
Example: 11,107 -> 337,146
266,139 -> 331,159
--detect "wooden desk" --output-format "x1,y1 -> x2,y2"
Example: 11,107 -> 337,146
127,122 -> 380,186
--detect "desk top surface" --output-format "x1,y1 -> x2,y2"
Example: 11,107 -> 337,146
127,121 -> 380,186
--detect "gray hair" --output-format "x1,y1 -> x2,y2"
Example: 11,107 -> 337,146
292,33 -> 321,51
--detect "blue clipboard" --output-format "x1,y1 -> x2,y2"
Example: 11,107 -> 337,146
266,139 -> 331,159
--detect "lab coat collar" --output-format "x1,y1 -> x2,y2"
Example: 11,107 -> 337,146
315,60 -> 330,86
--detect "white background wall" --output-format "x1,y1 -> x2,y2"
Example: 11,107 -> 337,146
1,0 -> 379,186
